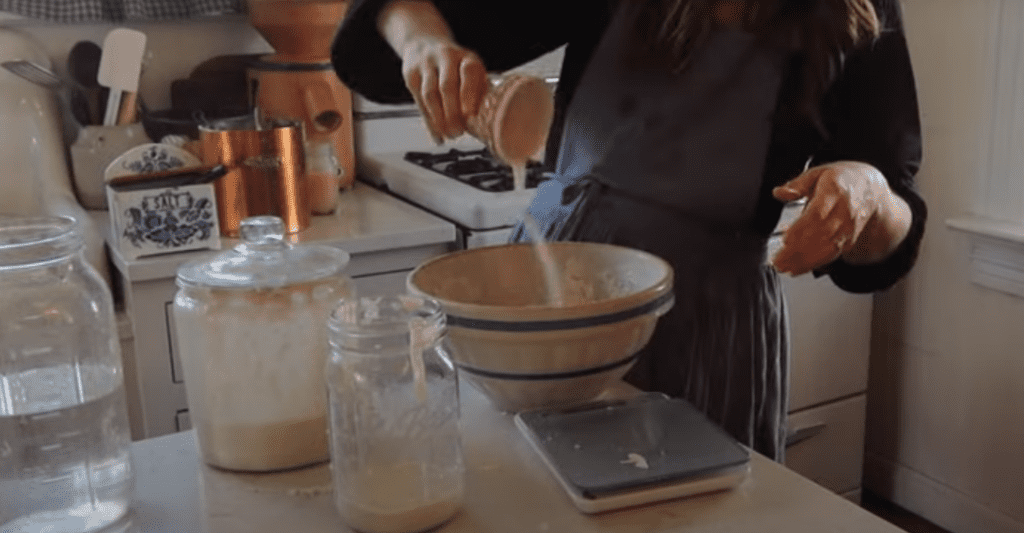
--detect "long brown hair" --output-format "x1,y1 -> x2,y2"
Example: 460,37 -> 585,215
633,0 -> 880,118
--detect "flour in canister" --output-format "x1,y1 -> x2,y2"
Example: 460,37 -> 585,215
174,279 -> 349,471
336,462 -> 462,533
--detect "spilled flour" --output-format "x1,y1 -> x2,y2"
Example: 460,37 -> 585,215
621,453 -> 650,469
203,460 -> 334,498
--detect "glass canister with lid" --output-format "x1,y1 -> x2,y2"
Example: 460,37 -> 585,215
0,216 -> 135,533
172,215 -> 353,472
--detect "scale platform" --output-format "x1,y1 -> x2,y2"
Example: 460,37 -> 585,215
514,393 -> 751,513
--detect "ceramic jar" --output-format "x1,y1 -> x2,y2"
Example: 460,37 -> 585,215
465,73 -> 555,168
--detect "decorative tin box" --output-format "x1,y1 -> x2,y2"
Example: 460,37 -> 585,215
106,166 -> 227,260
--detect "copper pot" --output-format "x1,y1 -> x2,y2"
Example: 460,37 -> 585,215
199,116 -> 309,236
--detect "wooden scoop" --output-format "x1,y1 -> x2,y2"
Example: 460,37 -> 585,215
98,28 -> 147,126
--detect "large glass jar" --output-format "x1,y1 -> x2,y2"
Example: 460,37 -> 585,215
173,215 -> 353,472
327,295 -> 464,533
0,216 -> 135,532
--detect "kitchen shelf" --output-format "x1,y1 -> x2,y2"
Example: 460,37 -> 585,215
947,216 -> 1024,298
947,216 -> 1024,245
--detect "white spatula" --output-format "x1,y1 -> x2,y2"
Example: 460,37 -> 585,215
97,28 -> 147,126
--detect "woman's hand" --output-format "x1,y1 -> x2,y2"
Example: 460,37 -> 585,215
377,0 -> 488,143
771,161 -> 913,276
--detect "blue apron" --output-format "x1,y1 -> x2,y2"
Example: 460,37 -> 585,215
510,2 -> 791,460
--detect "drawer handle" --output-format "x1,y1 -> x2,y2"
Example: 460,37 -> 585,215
785,422 -> 827,447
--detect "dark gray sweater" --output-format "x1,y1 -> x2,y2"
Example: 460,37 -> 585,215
331,0 -> 927,293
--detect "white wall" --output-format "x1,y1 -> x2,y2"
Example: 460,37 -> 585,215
865,2 -> 1024,533
0,15 -> 272,112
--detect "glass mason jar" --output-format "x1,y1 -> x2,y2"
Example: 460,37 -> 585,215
327,295 -> 464,533
173,215 -> 353,472
0,216 -> 135,532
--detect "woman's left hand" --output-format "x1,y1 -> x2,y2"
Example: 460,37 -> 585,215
770,161 -> 913,276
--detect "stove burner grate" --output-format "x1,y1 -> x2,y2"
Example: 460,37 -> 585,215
405,148 -> 549,193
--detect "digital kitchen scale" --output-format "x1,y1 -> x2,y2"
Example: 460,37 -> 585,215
514,393 -> 751,513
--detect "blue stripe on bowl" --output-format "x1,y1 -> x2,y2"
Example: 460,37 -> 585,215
445,292 -> 674,332
456,352 -> 641,381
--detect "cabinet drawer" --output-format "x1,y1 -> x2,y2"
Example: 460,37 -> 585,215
781,274 -> 872,411
841,489 -> 862,505
784,394 -> 867,495
175,410 -> 192,432
165,300 -> 184,384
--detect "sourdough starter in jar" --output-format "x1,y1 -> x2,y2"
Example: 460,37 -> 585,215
173,216 -> 352,471
327,295 -> 464,532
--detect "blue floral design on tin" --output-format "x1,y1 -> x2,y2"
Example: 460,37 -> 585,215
122,145 -> 186,174
122,190 -> 215,249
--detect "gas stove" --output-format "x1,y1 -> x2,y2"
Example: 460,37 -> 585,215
359,147 -> 548,235
404,148 -> 549,193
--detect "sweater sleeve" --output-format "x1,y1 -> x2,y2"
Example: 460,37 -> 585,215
330,0 -> 581,104
810,0 -> 927,293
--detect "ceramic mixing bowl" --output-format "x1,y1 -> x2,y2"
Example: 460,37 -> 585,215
407,242 -> 674,412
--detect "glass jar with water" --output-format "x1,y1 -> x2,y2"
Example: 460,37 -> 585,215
0,216 -> 135,532
326,295 -> 464,533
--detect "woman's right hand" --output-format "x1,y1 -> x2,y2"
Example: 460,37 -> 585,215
378,1 -> 489,143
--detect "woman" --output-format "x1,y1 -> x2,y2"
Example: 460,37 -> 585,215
332,0 -> 927,461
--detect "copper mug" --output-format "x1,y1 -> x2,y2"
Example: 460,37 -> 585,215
199,115 -> 310,236
465,73 -> 555,166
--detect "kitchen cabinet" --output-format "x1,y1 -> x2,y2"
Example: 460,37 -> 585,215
785,393 -> 868,497
102,183 -> 457,440
768,206 -> 873,501
780,263 -> 873,501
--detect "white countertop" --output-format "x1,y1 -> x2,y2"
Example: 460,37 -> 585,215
100,182 -> 457,282
112,382 -> 907,533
